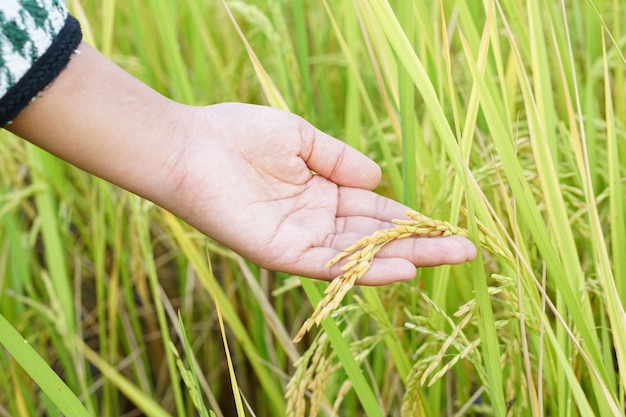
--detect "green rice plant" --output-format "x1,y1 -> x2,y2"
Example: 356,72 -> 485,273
169,314 -> 213,417
293,210 -> 510,342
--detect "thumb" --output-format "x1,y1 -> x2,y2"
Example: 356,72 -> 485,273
300,124 -> 382,190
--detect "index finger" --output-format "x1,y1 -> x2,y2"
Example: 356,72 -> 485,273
336,186 -> 413,221
299,122 -> 382,190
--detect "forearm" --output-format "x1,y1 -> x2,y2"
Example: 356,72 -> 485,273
6,42 -> 185,203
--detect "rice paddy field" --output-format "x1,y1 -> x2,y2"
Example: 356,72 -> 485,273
1,0 -> 626,416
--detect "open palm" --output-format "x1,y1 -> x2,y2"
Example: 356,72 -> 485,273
163,103 -> 475,284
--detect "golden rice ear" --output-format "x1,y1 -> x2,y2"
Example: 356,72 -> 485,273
293,211 -> 480,343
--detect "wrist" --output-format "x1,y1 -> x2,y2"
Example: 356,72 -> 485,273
6,42 -> 191,204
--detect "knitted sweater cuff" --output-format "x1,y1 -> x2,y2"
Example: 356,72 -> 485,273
0,14 -> 82,126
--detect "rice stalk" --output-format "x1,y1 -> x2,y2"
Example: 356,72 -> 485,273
331,379 -> 354,416
401,291 -> 486,416
168,341 -> 212,417
293,210 -> 510,343
285,333 -> 334,417
430,339 -> 482,389
286,309 -> 385,417
207,253 -> 246,417
419,309 -> 475,387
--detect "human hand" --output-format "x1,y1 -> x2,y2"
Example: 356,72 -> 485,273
158,103 -> 476,284
7,43 -> 475,284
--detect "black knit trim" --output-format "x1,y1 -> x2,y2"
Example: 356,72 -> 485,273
0,14 -> 82,127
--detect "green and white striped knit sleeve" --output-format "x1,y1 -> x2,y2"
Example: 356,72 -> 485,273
0,0 -> 82,126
